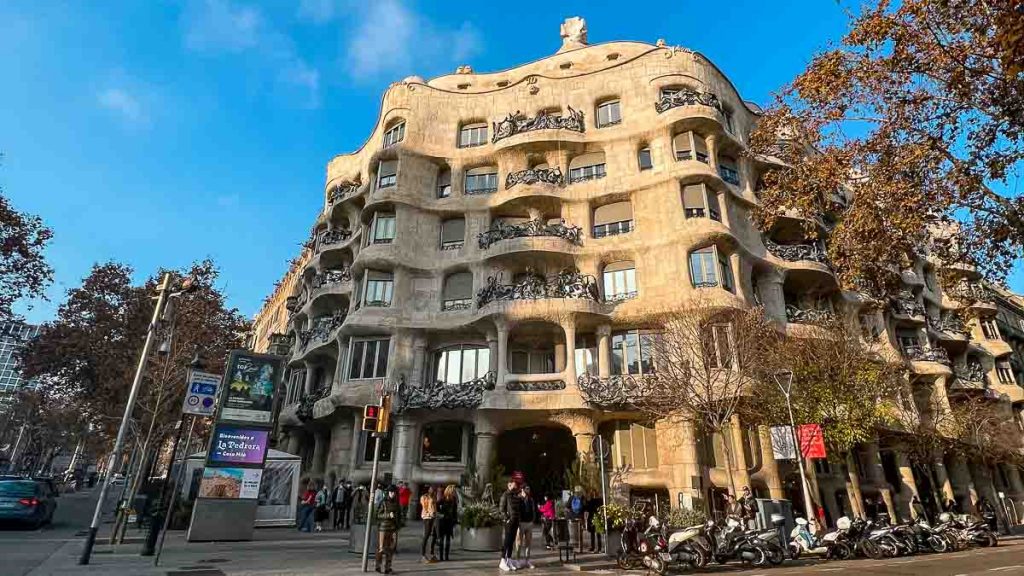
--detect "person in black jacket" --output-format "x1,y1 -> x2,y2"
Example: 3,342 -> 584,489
375,486 -> 401,574
498,480 -> 522,572
516,485 -> 537,568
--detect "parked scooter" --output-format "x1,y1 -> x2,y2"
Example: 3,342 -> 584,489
643,517 -> 708,575
789,517 -> 852,560
616,513 -> 645,569
705,518 -> 770,567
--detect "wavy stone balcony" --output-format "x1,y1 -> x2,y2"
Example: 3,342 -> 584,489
577,373 -> 665,409
476,268 -> 600,307
327,178 -> 362,206
478,218 -> 583,250
785,305 -> 836,325
903,345 -> 950,365
315,228 -> 354,253
949,281 -> 995,309
296,386 -> 331,421
950,364 -> 988,391
654,88 -> 723,114
890,293 -> 927,320
396,372 -> 497,411
310,267 -> 352,294
296,312 -> 345,353
505,167 -> 564,189
491,107 -> 585,144
927,313 -> 970,340
764,239 -> 829,265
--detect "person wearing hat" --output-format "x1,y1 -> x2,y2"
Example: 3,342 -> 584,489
375,485 -> 401,574
498,480 -> 523,572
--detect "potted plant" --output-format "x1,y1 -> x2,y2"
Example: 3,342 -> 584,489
662,506 -> 707,529
460,501 -> 503,551
593,501 -> 630,557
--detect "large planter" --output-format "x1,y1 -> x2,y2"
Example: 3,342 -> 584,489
461,525 -> 502,551
605,529 -> 622,558
349,523 -> 379,554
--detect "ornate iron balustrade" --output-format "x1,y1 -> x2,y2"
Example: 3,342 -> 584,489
328,178 -> 361,205
440,241 -> 464,251
296,385 -> 331,421
505,167 -> 564,189
317,228 -> 352,251
396,372 -> 496,411
477,268 -> 600,307
491,107 -> 585,143
764,239 -> 829,264
478,218 -> 583,249
506,380 -> 566,391
577,373 -> 663,408
928,313 -> 969,336
956,362 -> 987,384
654,89 -> 723,114
890,292 -> 926,318
950,281 -> 993,304
605,291 -> 637,303
299,312 -> 346,349
441,298 -> 473,311
311,267 -> 352,291
785,305 -> 836,325
903,345 -> 950,364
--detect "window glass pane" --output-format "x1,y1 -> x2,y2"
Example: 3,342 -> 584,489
350,341 -> 365,379
719,255 -> 734,292
510,351 -> 529,373
683,184 -> 705,218
436,351 -> 446,382
611,333 -> 625,375
446,350 -> 461,385
361,340 -> 376,378
706,190 -> 721,221
441,219 -> 465,244
639,332 -> 657,374
477,348 -> 490,376
625,268 -> 637,294
374,340 -> 389,378
422,423 -> 463,463
715,325 -> 733,367
461,349 -> 477,383
638,148 -> 653,170
624,331 -> 639,375
364,431 -> 392,461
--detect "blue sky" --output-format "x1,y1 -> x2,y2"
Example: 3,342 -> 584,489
2,0 -> 1020,324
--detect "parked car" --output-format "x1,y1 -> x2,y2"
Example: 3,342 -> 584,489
0,479 -> 58,528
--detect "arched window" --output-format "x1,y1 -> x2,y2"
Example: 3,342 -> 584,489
465,166 -> 498,195
434,344 -> 490,384
673,131 -> 708,163
441,271 -> 473,310
593,201 -> 634,238
568,152 -> 607,184
440,218 -> 465,251
603,261 -> 637,302
382,120 -> 405,149
596,99 -> 622,128
682,183 -> 721,221
458,122 -> 488,148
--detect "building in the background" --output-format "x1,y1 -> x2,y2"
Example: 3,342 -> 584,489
0,321 -> 40,396
253,17 -> 1024,525
250,252 -> 310,356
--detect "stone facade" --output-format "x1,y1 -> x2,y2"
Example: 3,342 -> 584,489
255,18 -> 1024,524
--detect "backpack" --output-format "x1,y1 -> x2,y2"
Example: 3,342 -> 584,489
570,496 -> 584,515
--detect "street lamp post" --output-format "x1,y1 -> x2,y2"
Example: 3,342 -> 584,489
774,370 -> 815,522
79,273 -> 175,565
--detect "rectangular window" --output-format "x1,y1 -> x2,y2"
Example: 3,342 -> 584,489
690,247 -> 719,288
349,338 -> 390,380
377,160 -> 398,189
718,253 -> 734,293
382,122 -> 404,149
568,163 -> 607,183
719,162 -> 740,186
437,170 -> 452,198
982,319 -> 1000,340
458,125 -> 487,148
637,148 -> 653,171
603,266 -> 637,301
592,220 -> 633,238
722,110 -> 734,134
596,101 -> 622,128
997,362 -> 1016,385
704,324 -> 734,369
465,171 -> 498,194
363,271 -> 394,307
371,214 -> 395,244
611,330 -> 657,375
440,218 -> 465,250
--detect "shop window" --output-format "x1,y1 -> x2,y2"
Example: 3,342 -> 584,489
592,201 -> 634,238
382,121 -> 405,149
434,344 -> 490,384
611,330 -> 658,375
349,337 -> 390,380
421,422 -> 464,463
458,122 -> 488,148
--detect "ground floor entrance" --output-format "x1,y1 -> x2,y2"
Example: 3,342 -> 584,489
496,426 -> 576,499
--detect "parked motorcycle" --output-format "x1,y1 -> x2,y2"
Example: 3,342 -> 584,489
643,517 -> 708,575
789,517 -> 852,560
616,514 -> 644,569
904,518 -> 950,553
705,518 -> 770,567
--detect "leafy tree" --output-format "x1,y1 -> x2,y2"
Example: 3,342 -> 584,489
0,165 -> 53,321
749,0 -> 1024,293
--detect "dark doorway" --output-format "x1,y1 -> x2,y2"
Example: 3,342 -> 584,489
497,426 -> 576,499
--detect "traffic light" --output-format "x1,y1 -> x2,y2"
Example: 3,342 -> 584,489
362,405 -> 380,432
377,395 -> 392,434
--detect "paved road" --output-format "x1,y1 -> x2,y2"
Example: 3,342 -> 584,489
0,487 -> 103,576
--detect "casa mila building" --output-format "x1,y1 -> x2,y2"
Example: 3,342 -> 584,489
253,18 -> 1024,524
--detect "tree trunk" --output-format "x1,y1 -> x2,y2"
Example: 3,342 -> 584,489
720,427 -> 738,497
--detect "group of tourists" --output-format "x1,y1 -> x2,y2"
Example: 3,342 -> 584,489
297,478 -> 358,533
416,483 -> 460,563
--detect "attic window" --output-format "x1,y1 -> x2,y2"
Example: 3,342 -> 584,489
559,62 -> 572,70
457,83 -> 471,90
496,80 -> 509,88
606,53 -> 620,61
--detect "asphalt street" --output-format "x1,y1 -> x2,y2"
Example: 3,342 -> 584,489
0,487 -> 102,576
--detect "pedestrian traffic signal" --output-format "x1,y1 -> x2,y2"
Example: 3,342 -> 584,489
362,405 -> 380,432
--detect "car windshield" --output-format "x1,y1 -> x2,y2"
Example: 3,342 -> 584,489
0,481 -> 38,497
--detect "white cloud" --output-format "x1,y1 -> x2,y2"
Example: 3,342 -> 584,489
182,0 -> 262,53
347,0 -> 416,78
97,88 -> 146,125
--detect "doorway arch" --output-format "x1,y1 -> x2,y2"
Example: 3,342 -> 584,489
496,426 -> 576,498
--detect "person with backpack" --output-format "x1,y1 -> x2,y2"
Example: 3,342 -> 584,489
568,486 -> 586,552
498,480 -> 523,572
334,479 -> 353,530
314,482 -> 331,532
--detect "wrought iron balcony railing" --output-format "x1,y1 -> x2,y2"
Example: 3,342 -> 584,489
328,179 -> 361,205
507,379 -> 566,391
950,281 -> 993,304
890,292 -> 926,318
719,166 -> 740,186
654,89 -> 723,114
441,298 -> 472,311
311,267 -> 352,291
577,373 -> 665,409
396,372 -> 496,411
505,167 -> 564,189
268,332 -> 295,356
298,312 -> 346,349
316,228 -> 352,252
956,362 -> 987,384
491,107 -> 585,143
477,268 -> 600,307
785,305 -> 836,325
478,218 -> 583,249
605,291 -> 637,303
592,220 -> 633,238
903,345 -> 950,364
296,385 -> 331,421
927,313 -> 969,337
764,239 -> 829,264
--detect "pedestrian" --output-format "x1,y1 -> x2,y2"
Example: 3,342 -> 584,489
419,485 -> 438,563
374,485 -> 401,574
334,479 -> 354,529
314,482 -> 330,532
978,497 -> 997,531
398,482 -> 412,526
437,484 -> 458,561
568,485 -> 585,551
739,485 -> 757,527
515,485 -> 536,568
499,480 -> 523,572
353,485 -> 369,524
298,480 -> 316,532
538,494 -> 556,550
585,488 -> 603,553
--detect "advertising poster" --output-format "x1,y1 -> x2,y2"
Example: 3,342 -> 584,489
219,352 -> 281,424
209,426 -> 270,465
198,467 -> 263,499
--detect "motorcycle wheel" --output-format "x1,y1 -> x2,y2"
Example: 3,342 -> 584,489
692,544 -> 709,569
859,539 -> 883,560
833,542 -> 853,561
616,551 -> 636,570
767,544 -> 786,565
789,543 -> 802,561
879,541 -> 898,558
984,533 -> 998,548
649,556 -> 668,576
927,535 -> 948,553
749,546 -> 769,567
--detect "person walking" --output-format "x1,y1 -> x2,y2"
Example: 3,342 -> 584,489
436,484 -> 458,561
419,485 -> 439,563
298,481 -> 316,532
498,480 -> 523,572
332,480 -> 346,530
584,489 -> 603,553
374,485 -> 401,574
398,482 -> 412,523
314,482 -> 331,532
334,480 -> 354,530
515,485 -> 536,568
538,494 -> 556,550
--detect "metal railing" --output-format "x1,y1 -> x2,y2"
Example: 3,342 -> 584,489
477,268 -> 600,307
491,107 -> 585,143
478,218 -> 583,249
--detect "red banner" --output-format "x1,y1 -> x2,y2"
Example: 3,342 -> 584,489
797,424 -> 826,459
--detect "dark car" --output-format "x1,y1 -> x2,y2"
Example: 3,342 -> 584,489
0,479 -> 58,528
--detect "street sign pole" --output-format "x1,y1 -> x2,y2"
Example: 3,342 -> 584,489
596,436 -> 609,547
153,414 -> 195,565
361,380 -> 394,573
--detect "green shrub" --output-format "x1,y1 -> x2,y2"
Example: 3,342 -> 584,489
460,501 -> 502,528
593,501 -> 631,534
661,506 -> 707,529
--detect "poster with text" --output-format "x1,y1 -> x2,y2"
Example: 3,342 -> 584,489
219,352 -> 282,424
209,426 -> 269,466
197,467 -> 263,500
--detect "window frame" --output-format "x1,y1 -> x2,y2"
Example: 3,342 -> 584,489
370,213 -> 396,244
458,123 -> 488,148
464,170 -> 498,195
362,270 -> 394,307
996,362 -> 1015,385
718,156 -> 740,186
382,121 -> 405,149
348,337 -> 391,380
439,218 -> 466,251
704,323 -> 736,369
568,162 -> 607,184
637,147 -> 653,171
377,160 -> 398,189
602,262 -> 637,302
981,318 -> 1000,340
610,329 -> 658,376
682,183 -> 721,221
596,100 -> 622,128
689,246 -> 722,289
433,344 -> 491,384
436,169 -> 452,198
